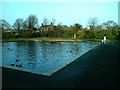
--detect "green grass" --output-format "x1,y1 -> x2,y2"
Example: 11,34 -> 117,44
2,37 -> 81,42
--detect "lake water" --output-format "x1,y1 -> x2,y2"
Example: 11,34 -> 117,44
1,41 -> 98,76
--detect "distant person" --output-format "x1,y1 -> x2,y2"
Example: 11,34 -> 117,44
103,36 -> 106,44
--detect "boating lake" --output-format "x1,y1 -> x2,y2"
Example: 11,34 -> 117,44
1,41 -> 98,76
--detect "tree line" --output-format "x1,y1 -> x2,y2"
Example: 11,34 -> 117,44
0,15 -> 120,40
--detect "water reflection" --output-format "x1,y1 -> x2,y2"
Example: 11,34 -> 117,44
2,41 -> 98,76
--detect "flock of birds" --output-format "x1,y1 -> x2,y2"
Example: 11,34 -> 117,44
8,47 -> 23,68
8,42 -> 82,69
9,47 -> 38,68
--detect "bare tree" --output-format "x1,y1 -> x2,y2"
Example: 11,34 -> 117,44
13,18 -> 23,30
0,19 -> 11,30
88,17 -> 98,30
102,20 -> 117,30
23,20 -> 28,30
26,15 -> 38,30
43,17 -> 49,25
51,18 -> 56,25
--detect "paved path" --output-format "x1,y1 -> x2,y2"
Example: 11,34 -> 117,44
2,43 -> 120,88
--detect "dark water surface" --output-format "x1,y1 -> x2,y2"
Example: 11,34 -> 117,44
1,41 -> 98,76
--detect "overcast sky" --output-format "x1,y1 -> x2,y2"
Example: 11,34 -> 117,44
0,0 -> 119,27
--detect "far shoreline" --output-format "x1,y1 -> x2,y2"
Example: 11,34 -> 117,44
2,38 -> 120,47
1,37 -> 101,43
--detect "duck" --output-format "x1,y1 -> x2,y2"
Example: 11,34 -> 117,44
61,42 -> 63,44
19,64 -> 22,67
16,59 -> 19,62
8,48 -> 13,51
16,64 -> 22,67
11,63 -> 15,66
16,64 -> 19,67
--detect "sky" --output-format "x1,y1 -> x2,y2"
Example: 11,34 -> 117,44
0,0 -> 119,27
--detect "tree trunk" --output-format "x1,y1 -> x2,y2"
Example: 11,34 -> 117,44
74,33 -> 76,39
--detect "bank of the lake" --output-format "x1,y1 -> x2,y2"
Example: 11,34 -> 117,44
2,38 -> 120,48
2,37 -> 102,42
2,37 -> 80,42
